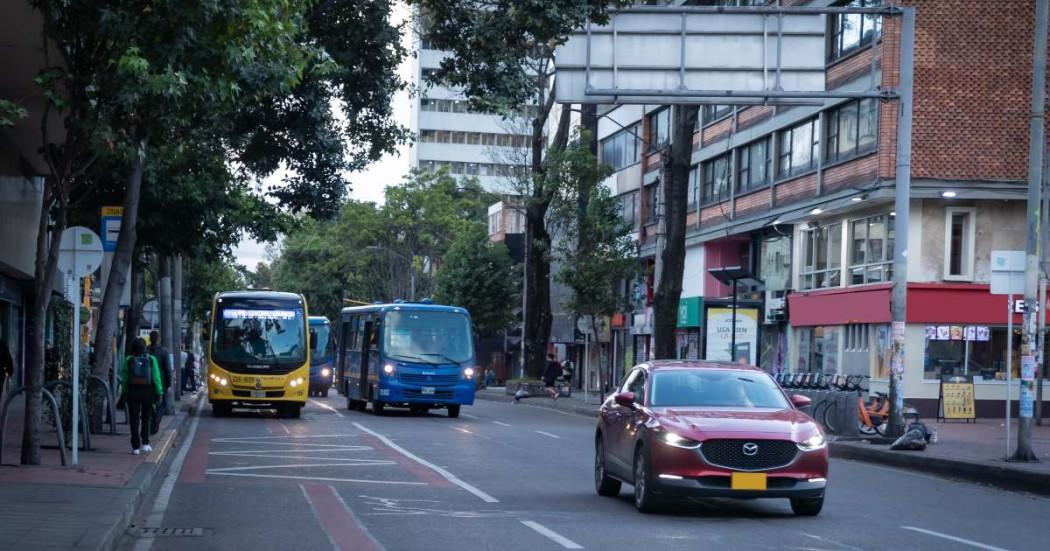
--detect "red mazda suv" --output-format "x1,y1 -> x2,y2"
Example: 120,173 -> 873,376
594,360 -> 828,515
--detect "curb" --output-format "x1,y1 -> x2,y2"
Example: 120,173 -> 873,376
479,391 -> 1050,497
829,441 -> 1050,497
97,391 -> 203,551
476,391 -> 601,418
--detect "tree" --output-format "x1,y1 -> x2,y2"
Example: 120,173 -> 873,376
411,0 -> 628,378
436,225 -> 517,337
247,263 -> 275,290
184,256 -> 246,325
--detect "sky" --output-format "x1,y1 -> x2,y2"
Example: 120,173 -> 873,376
232,3 -> 416,270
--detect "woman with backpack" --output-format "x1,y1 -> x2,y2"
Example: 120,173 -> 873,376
122,338 -> 163,455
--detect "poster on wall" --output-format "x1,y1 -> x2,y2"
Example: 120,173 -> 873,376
705,307 -> 759,365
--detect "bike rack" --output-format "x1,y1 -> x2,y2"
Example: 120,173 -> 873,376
87,375 -> 118,434
44,380 -> 91,452
0,386 -> 68,466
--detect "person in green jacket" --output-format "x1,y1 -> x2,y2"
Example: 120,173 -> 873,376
122,337 -> 163,455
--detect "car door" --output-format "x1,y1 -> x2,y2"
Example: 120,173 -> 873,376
608,368 -> 645,473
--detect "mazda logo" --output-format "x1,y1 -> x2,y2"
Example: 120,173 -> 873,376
742,442 -> 759,456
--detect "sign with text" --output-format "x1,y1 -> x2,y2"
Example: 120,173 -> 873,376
938,380 -> 976,421
100,206 -> 123,252
704,307 -> 758,365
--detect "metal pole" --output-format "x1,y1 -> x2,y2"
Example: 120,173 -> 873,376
584,330 -> 589,404
1016,0 -> 1047,461
1007,292 -> 1013,460
520,247 -> 527,380
173,255 -> 183,400
731,279 -> 738,361
1039,153 -> 1049,425
410,272 -> 416,303
70,276 -> 80,465
887,7 -> 916,439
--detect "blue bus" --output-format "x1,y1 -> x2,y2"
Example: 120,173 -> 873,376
308,316 -> 335,398
336,301 -> 476,417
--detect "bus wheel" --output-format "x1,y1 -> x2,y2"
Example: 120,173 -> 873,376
211,403 -> 230,417
320,388 -> 329,398
373,401 -> 385,415
447,405 -> 461,418
290,405 -> 302,419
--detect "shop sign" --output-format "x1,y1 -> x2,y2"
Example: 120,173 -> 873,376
937,380 -> 976,421
676,297 -> 701,328
925,325 -> 989,341
704,307 -> 758,365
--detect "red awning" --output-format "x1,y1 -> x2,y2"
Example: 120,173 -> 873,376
906,283 -> 1048,324
788,283 -> 892,327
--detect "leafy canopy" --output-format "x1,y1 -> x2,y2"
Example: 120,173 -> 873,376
436,225 -> 517,337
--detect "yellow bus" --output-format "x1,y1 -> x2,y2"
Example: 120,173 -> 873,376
207,291 -> 310,418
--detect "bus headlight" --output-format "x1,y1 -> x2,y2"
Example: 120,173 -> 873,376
463,367 -> 475,379
219,378 -> 228,387
321,368 -> 331,377
289,377 -> 305,388
383,364 -> 395,375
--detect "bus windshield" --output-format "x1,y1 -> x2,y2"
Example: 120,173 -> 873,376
310,322 -> 332,362
213,303 -> 306,370
382,310 -> 473,364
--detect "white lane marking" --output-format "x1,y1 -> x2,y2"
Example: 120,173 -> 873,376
535,430 -> 561,439
210,446 -> 372,455
901,526 -> 1009,551
278,422 -> 291,434
518,403 -> 585,417
300,485 -> 342,551
134,397 -> 206,551
311,399 -> 345,418
459,413 -> 479,420
208,472 -> 427,485
206,460 -> 394,473
212,434 -> 351,441
520,520 -> 583,549
492,421 -> 512,427
353,422 -> 499,503
454,427 -> 473,434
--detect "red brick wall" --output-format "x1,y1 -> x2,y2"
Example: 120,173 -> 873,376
644,151 -> 661,173
686,210 -> 699,227
827,46 -> 881,91
702,117 -> 733,146
824,154 -> 878,193
737,106 -> 774,132
701,202 -> 732,226
734,187 -> 772,217
774,173 -> 817,205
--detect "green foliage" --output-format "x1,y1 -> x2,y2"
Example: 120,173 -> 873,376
0,99 -> 28,128
436,225 -> 517,337
184,255 -> 247,324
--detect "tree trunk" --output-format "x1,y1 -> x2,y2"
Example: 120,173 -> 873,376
123,258 -> 143,353
652,105 -> 698,360
92,143 -> 147,383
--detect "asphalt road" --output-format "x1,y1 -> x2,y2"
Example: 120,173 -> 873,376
117,395 -> 1048,551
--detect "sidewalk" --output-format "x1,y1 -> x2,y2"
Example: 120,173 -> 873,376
477,387 -> 1050,496
0,391 -> 202,551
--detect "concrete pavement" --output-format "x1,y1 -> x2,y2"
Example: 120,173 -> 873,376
113,393 -> 1048,551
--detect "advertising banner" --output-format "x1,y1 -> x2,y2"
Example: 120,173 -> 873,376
705,307 -> 758,365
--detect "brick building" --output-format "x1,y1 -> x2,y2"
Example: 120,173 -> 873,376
597,0 -> 1050,417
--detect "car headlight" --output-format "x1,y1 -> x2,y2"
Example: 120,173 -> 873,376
463,367 -> 475,379
383,364 -> 395,375
321,368 -> 331,377
659,431 -> 701,449
798,433 -> 826,451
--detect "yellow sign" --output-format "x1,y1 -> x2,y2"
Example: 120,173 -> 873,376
940,382 -> 976,420
101,206 -> 124,217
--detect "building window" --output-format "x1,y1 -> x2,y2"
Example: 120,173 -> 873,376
922,325 -> 1038,380
687,166 -> 699,211
648,108 -> 671,152
600,124 -> 641,172
800,223 -> 842,290
620,191 -> 638,229
737,137 -> 771,193
777,118 -> 820,178
701,105 -> 733,126
826,98 -> 878,163
944,207 -> 976,281
488,211 -> 501,236
644,183 -> 658,224
829,0 -> 882,62
848,213 -> 894,285
701,153 -> 731,205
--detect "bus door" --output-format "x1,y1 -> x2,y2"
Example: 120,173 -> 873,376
360,319 -> 374,400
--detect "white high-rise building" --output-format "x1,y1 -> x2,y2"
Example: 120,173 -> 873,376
409,36 -> 531,191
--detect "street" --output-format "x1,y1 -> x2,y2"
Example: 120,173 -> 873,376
117,398 -> 1047,551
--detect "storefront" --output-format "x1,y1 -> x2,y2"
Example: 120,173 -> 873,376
675,296 -> 701,360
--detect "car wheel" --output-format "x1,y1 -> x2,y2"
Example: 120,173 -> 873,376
447,405 -> 461,418
594,436 -> 622,497
633,445 -> 659,513
790,496 -> 824,516
373,401 -> 385,415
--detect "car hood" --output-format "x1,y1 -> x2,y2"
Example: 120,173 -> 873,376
652,407 -> 818,441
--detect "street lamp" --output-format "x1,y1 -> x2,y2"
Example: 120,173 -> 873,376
366,246 -> 415,302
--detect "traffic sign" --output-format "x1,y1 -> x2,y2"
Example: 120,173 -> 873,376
990,250 -> 1025,295
58,227 -> 103,281
144,300 -> 159,326
100,206 -> 123,252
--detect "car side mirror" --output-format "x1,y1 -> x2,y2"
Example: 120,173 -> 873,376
791,394 -> 812,408
614,391 -> 636,407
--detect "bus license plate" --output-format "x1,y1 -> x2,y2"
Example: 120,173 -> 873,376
421,387 -> 435,395
251,390 -> 266,398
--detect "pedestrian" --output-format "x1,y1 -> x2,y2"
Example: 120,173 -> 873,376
183,351 -> 196,392
148,330 -> 170,411
0,338 -> 13,401
542,353 -> 561,401
121,338 -> 162,455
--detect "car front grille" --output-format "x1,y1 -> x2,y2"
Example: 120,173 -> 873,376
700,439 -> 798,472
398,373 -> 460,386
403,388 -> 455,400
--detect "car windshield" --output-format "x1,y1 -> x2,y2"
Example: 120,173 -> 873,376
650,369 -> 789,409
212,305 -> 306,366
311,322 -> 332,360
382,310 -> 473,364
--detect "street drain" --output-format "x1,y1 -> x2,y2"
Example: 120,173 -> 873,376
136,527 -> 205,537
